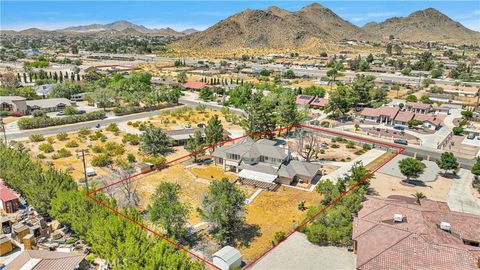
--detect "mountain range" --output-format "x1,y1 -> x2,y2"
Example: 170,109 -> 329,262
3,3 -> 478,48
176,3 -> 479,50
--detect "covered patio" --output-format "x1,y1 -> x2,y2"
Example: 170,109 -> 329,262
236,169 -> 279,191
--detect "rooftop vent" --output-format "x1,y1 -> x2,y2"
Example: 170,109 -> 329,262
394,214 -> 403,222
440,222 -> 451,232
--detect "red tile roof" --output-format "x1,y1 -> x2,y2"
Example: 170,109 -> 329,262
435,84 -> 479,94
394,111 -> 415,122
406,102 -> 431,110
360,107 -> 399,118
182,81 -> 206,89
310,97 -> 328,107
295,95 -> 315,105
353,196 -> 480,270
0,183 -> 18,202
413,113 -> 445,126
5,250 -> 86,270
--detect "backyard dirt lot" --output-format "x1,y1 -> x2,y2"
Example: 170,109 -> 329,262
370,172 -> 453,202
134,161 -> 323,262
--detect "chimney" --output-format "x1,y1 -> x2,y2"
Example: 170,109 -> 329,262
440,221 -> 451,232
393,214 -> 403,223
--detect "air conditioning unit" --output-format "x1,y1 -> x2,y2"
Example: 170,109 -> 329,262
440,222 -> 451,231
394,214 -> 403,222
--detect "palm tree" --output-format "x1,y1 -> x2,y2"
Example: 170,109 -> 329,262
412,192 -> 426,205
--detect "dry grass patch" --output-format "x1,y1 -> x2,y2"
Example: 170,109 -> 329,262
240,187 -> 323,261
189,165 -> 237,181
147,108 -> 241,130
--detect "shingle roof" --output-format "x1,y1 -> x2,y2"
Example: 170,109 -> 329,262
26,98 -> 72,109
406,102 -> 432,110
295,95 -> 315,105
310,97 -> 328,107
394,111 -> 415,122
5,250 -> 86,270
0,183 -> 18,202
360,107 -> 399,118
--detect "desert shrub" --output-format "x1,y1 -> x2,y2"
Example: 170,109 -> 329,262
91,154 -> 113,167
92,145 -> 104,153
106,123 -> 120,132
37,153 -> 46,159
142,156 -> 167,167
355,150 -> 365,155
127,153 -> 136,163
46,137 -> 55,144
104,142 -> 125,156
29,134 -> 45,142
363,144 -> 372,151
320,121 -> 330,127
39,143 -> 54,153
122,133 -> 140,145
78,128 -> 92,136
272,231 -> 286,245
56,132 -> 68,141
331,144 -> 339,149
346,141 -> 355,149
65,140 -> 79,148
52,148 -> 72,159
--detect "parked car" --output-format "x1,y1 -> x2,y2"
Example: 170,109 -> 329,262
56,111 -> 65,116
394,139 -> 408,145
393,125 -> 405,131
467,132 -> 476,140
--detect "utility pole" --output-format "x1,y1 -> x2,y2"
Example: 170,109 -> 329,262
0,117 -> 7,144
76,149 -> 89,192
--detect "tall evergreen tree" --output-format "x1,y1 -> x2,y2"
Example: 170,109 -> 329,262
204,115 -> 224,148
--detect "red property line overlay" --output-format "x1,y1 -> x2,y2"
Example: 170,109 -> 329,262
85,123 -> 405,269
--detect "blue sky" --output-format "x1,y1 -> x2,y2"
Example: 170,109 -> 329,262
1,1 -> 479,31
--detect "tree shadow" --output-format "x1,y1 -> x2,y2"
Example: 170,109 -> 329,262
234,222 -> 262,248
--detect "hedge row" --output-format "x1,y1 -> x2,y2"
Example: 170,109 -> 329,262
18,110 -> 106,129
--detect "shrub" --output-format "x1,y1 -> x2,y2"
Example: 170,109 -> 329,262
37,153 -> 46,159
78,128 -> 92,136
92,145 -> 104,153
355,150 -> 365,155
91,154 -> 113,167
18,111 -> 106,130
127,153 -> 136,163
29,134 -> 45,142
122,133 -> 140,145
453,127 -> 464,135
142,156 -> 167,167
106,123 -> 120,132
65,140 -> 79,148
52,148 -> 72,159
104,142 -> 125,156
46,137 -> 55,144
320,121 -> 330,127
32,109 -> 46,117
56,132 -> 68,141
272,231 -> 286,245
346,141 -> 355,149
363,144 -> 372,151
331,144 -> 339,148
39,143 -> 54,153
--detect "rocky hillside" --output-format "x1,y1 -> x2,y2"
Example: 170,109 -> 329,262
175,3 -> 374,50
362,8 -> 480,44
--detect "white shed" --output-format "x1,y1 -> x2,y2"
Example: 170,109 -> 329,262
212,246 -> 242,270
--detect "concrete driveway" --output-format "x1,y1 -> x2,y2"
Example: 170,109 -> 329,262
378,154 -> 440,182
447,169 -> 480,215
250,232 -> 355,270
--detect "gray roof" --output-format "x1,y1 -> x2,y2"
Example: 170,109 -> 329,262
213,246 -> 242,265
213,138 -> 287,160
278,160 -> 320,178
166,127 -> 204,141
0,96 -> 26,103
26,98 -> 72,109
239,162 -> 279,176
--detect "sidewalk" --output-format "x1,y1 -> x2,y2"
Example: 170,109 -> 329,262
447,169 -> 480,215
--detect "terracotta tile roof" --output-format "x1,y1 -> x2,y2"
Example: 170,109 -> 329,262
394,111 -> 415,122
0,183 -> 18,202
5,250 -> 86,270
310,97 -> 328,107
435,84 -> 479,94
354,196 -> 480,270
295,95 -> 315,105
182,81 -> 206,89
406,102 -> 431,110
360,107 -> 399,118
413,114 -> 445,126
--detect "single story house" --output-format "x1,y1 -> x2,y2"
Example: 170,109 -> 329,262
434,84 -> 479,97
360,107 -> 399,124
26,98 -> 74,113
413,114 -> 445,130
310,97 -> 328,109
393,111 -> 415,126
295,95 -> 315,107
405,102 -> 431,114
0,183 -> 20,214
182,81 -> 207,90
212,138 -> 321,190
5,250 -> 88,270
0,96 -> 28,115
166,128 -> 231,146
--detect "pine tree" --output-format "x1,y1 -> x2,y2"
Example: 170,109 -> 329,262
204,115 -> 224,149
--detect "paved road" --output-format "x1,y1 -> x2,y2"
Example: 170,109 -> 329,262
4,107 -> 180,140
447,169 -> 480,215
